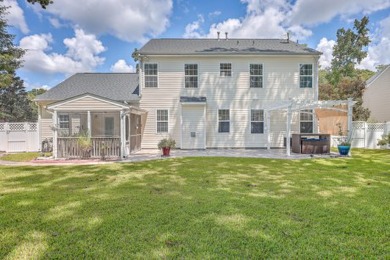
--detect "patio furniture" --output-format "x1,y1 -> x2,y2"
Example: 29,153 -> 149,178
292,134 -> 330,154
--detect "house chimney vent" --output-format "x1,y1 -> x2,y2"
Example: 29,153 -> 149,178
225,32 -> 228,40
287,32 -> 290,43
217,31 -> 220,40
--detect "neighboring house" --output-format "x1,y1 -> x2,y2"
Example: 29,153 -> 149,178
363,65 -> 390,122
36,37 -> 323,158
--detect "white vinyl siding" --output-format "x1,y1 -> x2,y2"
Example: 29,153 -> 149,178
220,63 -> 232,77
251,109 -> 264,134
145,63 -> 158,88
250,64 -> 263,88
185,64 -> 198,88
300,109 -> 313,133
300,64 -> 313,88
139,56 -> 317,149
218,109 -> 230,133
156,109 -> 168,133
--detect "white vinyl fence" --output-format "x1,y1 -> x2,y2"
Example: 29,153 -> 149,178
351,121 -> 390,149
0,122 -> 39,153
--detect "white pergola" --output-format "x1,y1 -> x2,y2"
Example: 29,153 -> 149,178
264,98 -> 356,156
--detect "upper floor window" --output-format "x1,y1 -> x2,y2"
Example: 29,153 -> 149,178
185,64 -> 198,88
218,109 -> 230,133
300,64 -> 313,88
251,110 -> 264,134
220,63 -> 232,77
145,63 -> 158,88
156,109 -> 168,133
300,109 -> 313,133
250,64 -> 263,88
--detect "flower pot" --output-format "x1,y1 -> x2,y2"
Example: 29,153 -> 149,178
162,147 -> 171,156
337,145 -> 350,156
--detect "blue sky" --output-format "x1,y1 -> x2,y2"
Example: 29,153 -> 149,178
4,0 -> 390,90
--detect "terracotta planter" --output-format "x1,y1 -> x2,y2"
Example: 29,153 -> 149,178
162,147 -> 171,156
337,145 -> 350,156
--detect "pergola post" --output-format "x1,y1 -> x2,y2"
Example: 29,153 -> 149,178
120,110 -> 126,159
286,103 -> 292,156
52,110 -> 58,159
347,98 -> 353,156
266,110 -> 271,150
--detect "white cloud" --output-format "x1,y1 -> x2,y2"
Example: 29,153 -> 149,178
358,16 -> 390,70
110,60 -> 135,73
41,0 -> 173,42
48,18 -> 64,29
19,29 -> 106,74
290,0 -> 390,26
316,38 -> 336,69
183,15 -> 204,38
4,0 -> 29,34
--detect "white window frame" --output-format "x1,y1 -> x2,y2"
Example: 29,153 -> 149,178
144,63 -> 158,88
184,64 -> 198,88
299,64 -> 313,88
220,63 -> 232,77
249,64 -> 263,88
300,109 -> 314,133
218,109 -> 230,133
250,109 -> 264,134
58,114 -> 70,130
156,109 -> 169,133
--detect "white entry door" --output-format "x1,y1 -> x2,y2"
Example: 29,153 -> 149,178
181,105 -> 206,149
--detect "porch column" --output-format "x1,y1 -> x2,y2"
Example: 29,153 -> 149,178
53,110 -> 58,159
347,98 -> 353,156
87,111 -> 91,136
265,110 -> 271,150
286,105 -> 292,156
120,110 -> 126,158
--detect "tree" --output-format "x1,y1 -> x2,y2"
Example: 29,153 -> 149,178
319,16 -> 372,121
27,88 -> 47,120
329,16 -> 370,85
0,1 -> 25,89
0,76 -> 33,121
27,0 -> 53,9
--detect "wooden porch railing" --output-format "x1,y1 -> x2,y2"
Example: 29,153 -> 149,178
57,137 -> 121,158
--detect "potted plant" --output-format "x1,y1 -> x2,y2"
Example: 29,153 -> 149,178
158,137 -> 176,156
336,123 -> 351,156
77,131 -> 92,159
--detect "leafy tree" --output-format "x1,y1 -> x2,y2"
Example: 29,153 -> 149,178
27,88 -> 47,120
27,0 -> 53,9
319,16 -> 372,121
0,1 -> 25,89
0,76 -> 33,121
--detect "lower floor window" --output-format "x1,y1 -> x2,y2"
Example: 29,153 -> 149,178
157,109 -> 168,133
251,109 -> 264,134
218,109 -> 230,133
300,109 -> 313,133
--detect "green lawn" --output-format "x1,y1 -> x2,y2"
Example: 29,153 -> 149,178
0,152 -> 40,162
0,149 -> 389,258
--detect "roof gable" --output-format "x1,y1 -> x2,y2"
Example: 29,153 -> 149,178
366,65 -> 390,87
47,93 -> 129,111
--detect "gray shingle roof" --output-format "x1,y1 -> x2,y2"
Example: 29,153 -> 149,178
138,38 -> 321,56
35,73 -> 140,102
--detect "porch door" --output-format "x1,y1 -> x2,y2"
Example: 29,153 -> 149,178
105,117 -> 114,136
181,105 -> 206,149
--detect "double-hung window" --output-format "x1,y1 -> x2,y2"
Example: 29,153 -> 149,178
185,64 -> 198,88
145,63 -> 158,88
218,109 -> 230,133
250,64 -> 263,88
58,114 -> 70,136
299,64 -> 313,88
220,63 -> 232,77
300,109 -> 313,133
251,110 -> 264,134
156,109 -> 168,133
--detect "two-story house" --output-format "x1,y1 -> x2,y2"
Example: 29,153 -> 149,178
36,37 -> 322,158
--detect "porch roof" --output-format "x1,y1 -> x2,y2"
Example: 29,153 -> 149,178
264,99 -> 357,112
35,73 -> 140,102
47,93 -> 130,111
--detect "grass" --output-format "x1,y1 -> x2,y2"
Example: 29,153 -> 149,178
0,152 -> 40,162
0,149 -> 389,258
